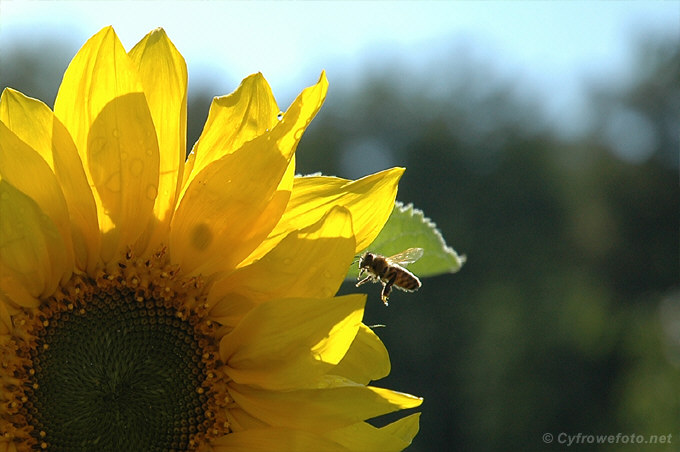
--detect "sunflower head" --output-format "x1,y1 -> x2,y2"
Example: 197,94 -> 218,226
0,27 -> 422,451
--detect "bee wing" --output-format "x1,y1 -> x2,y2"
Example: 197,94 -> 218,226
386,248 -> 424,266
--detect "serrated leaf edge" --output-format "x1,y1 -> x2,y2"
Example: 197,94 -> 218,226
394,201 -> 466,273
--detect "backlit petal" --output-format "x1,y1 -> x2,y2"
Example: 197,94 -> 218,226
219,294 -> 365,390
0,88 -> 100,273
265,168 -> 403,256
184,73 -> 279,191
327,413 -> 421,452
228,381 -> 422,431
0,296 -> 14,333
53,26 -> 159,264
170,74 -> 327,276
332,324 -> 391,384
0,121 -> 75,275
210,427 -> 346,452
208,206 -> 355,313
0,270 -> 40,309
128,28 -> 187,249
0,178 -> 70,298
54,26 -> 143,172
87,94 -> 159,264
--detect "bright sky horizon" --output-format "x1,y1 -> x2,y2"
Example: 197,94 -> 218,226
1,1 -> 678,138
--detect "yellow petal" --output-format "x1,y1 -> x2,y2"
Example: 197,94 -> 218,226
0,177 -> 70,298
0,121 -> 75,274
210,427 -> 346,452
208,206 -> 355,311
87,93 -> 159,264
0,88 -> 100,273
327,413 -> 421,452
54,26 -> 143,171
0,441 -> 20,452
170,74 -> 327,276
53,26 -> 159,264
128,28 -> 187,248
228,381 -> 422,431
219,294 -> 365,390
226,407 -> 269,432
266,168 -> 403,256
0,270 -> 40,309
332,324 -> 391,384
170,135 -> 290,276
0,297 -> 14,333
184,73 -> 279,191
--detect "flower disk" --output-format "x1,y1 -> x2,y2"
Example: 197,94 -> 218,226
0,27 -> 422,451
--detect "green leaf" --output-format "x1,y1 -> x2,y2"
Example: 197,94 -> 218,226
346,201 -> 466,280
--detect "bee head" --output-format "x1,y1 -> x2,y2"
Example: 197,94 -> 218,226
358,252 -> 374,268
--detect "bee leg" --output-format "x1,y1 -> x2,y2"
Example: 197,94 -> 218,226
381,275 -> 397,306
356,276 -> 372,287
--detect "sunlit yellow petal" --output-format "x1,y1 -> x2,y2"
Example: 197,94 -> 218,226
170,136 -> 290,276
0,178 -> 70,297
128,28 -> 187,249
53,26 -> 159,264
333,324 -> 391,384
208,206 -> 355,312
228,381 -> 422,431
226,407 -> 269,432
220,294 -> 364,390
327,413 -> 421,452
266,168 -> 403,255
0,88 -> 100,273
0,296 -> 13,333
0,121 -> 75,273
185,73 -> 279,191
170,74 -> 327,276
0,270 -> 40,309
211,427 -> 346,452
0,438 -> 19,452
54,26 -> 143,172
87,94 -> 159,264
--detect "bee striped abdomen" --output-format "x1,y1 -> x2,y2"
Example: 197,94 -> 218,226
392,266 -> 421,291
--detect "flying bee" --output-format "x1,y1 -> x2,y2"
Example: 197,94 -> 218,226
356,248 -> 424,305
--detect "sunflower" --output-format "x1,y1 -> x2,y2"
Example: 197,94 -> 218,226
0,27 -> 422,451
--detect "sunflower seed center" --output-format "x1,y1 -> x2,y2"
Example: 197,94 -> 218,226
23,288 -> 207,451
2,252 -> 231,451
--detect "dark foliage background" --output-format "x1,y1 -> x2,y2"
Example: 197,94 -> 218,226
2,29 -> 678,452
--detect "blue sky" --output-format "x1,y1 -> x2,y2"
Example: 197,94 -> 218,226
1,1 -> 678,137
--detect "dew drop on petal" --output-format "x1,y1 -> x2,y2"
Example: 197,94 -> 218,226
121,152 -> 129,161
89,137 -> 107,157
323,270 -> 332,279
277,112 -> 284,121
112,129 -> 120,139
282,258 -> 292,266
294,128 -> 304,141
